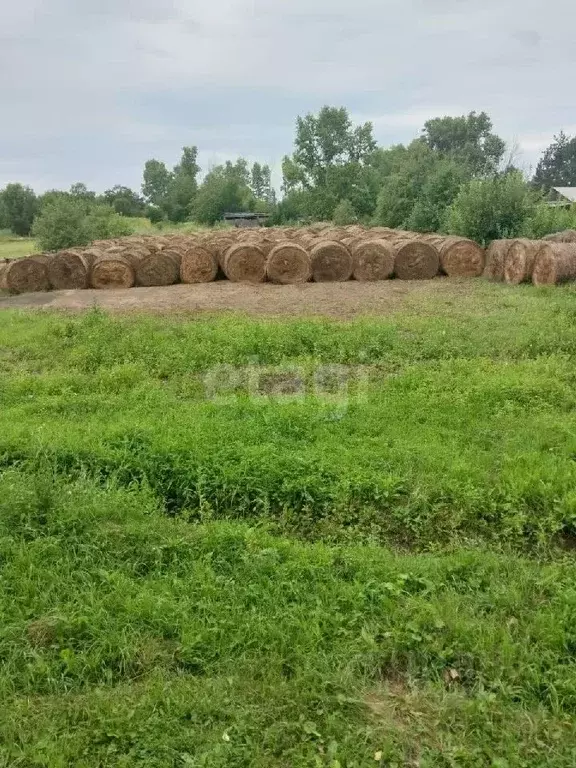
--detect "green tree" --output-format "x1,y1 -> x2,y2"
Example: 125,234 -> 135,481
407,157 -> 470,232
102,186 -> 146,218
444,171 -> 534,245
33,197 -> 131,251
251,163 -> 276,206
191,159 -> 256,225
142,159 -> 173,210
372,141 -> 469,231
164,146 -> 200,222
422,111 -> 506,176
332,199 -> 358,225
269,190 -> 310,225
533,132 -> 576,191
0,183 -> 39,236
282,106 -> 377,220
69,182 -> 97,201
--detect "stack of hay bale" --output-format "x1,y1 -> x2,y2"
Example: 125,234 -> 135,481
0,225 -> 488,295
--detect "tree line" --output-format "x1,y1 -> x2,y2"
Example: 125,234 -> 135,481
2,107 -> 576,251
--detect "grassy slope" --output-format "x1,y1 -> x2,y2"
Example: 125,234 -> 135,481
1,282 -> 576,764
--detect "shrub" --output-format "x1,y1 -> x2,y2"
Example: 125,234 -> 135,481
33,198 -> 132,252
332,199 -> 358,225
521,203 -> 576,239
444,171 -> 535,245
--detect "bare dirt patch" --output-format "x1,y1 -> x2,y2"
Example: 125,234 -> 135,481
0,278 -> 497,319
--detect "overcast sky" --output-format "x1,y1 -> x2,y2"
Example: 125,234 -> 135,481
1,0 -> 575,193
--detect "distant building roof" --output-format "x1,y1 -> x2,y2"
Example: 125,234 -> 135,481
223,212 -> 270,219
553,187 -> 576,203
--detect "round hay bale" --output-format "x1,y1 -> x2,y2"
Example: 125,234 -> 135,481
439,238 -> 485,277
48,249 -> 98,290
542,229 -> 576,243
105,245 -> 128,255
369,227 -> 394,238
266,242 -> 311,284
352,239 -> 395,281
91,239 -> 112,247
136,250 -> 181,287
393,240 -> 439,280
91,255 -> 135,289
180,245 -> 218,284
295,233 -> 317,248
222,243 -> 266,283
5,255 -> 51,294
0,260 -> 9,291
321,227 -> 347,242
484,240 -> 512,281
211,237 -> 237,268
310,240 -> 353,282
257,238 -> 276,257
341,236 -> 362,251
504,239 -> 539,285
532,243 -> 576,286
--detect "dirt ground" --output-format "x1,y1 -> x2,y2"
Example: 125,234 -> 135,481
0,278 -> 490,318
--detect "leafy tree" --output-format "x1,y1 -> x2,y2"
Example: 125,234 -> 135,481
142,159 -> 173,210
251,163 -> 276,206
372,141 -> 469,231
269,190 -> 311,225
0,183 -> 39,236
281,106 -> 377,220
0,196 -> 8,230
422,111 -> 506,176
191,159 -> 256,225
444,171 -> 534,245
103,186 -> 145,218
285,106 -> 376,189
333,199 -> 358,226
533,132 -> 576,191
406,157 -> 470,232
69,182 -> 97,201
164,146 -> 200,222
33,197 -> 131,251
142,147 -> 201,223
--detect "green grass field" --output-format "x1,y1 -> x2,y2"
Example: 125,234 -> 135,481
0,232 -> 36,259
1,283 -> 576,765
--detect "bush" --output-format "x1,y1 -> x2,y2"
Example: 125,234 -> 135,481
33,198 -> 132,252
521,203 -> 576,239
332,199 -> 358,225
145,205 -> 164,224
444,171 -> 535,245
